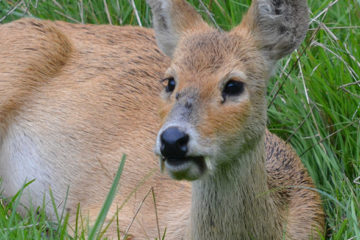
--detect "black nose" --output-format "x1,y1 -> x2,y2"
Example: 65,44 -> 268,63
160,127 -> 189,159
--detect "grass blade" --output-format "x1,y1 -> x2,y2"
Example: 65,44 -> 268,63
88,154 -> 126,240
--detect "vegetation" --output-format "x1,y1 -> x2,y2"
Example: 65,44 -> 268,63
0,0 -> 359,239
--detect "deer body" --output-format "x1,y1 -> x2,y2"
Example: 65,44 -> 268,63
0,20 -> 191,239
0,0 -> 324,239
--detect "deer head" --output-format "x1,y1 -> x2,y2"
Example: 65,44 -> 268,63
149,0 -> 309,180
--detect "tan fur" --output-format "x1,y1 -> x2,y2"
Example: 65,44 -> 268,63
0,19 -> 189,239
0,0 -> 324,239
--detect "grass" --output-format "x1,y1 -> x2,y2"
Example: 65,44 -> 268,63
0,0 -> 359,239
0,156 -> 127,240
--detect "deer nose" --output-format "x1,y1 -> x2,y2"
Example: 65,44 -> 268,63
160,127 -> 189,159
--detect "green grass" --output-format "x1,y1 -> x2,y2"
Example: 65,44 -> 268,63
0,0 -> 359,239
0,156 -> 127,240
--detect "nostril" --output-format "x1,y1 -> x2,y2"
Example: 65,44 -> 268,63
177,134 -> 189,152
177,134 -> 189,146
160,127 -> 189,159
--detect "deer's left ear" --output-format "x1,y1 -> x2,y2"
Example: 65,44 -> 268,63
147,0 -> 210,58
233,0 -> 309,62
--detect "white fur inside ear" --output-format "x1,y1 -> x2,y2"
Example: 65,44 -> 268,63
258,1 -> 272,14
242,0 -> 309,60
148,0 -> 209,57
147,0 -> 178,57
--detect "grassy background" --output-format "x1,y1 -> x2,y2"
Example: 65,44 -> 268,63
0,0 -> 359,239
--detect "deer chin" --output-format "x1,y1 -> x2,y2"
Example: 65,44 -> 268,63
162,156 -> 206,181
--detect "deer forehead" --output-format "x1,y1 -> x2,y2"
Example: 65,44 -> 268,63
170,31 -> 267,89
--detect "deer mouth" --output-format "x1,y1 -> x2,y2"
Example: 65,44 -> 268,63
161,156 -> 206,180
165,156 -> 204,166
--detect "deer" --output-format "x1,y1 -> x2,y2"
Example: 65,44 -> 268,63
0,0 -> 324,239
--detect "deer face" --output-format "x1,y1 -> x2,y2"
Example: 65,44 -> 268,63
148,0 -> 309,180
155,31 -> 269,180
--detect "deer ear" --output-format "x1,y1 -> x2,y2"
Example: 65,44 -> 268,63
234,0 -> 309,61
147,0 -> 210,57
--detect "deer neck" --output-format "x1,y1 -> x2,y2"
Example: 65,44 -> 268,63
190,135 -> 283,240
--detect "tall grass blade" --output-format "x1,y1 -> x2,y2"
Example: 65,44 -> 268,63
88,154 -> 126,240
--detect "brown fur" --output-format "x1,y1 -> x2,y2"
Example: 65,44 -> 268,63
0,0 -> 324,239
0,18 -> 190,239
266,130 -> 325,239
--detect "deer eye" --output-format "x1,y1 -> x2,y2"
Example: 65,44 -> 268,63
222,80 -> 245,101
162,77 -> 176,93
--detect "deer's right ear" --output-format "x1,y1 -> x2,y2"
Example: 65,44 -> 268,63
233,0 -> 309,63
147,0 -> 209,57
